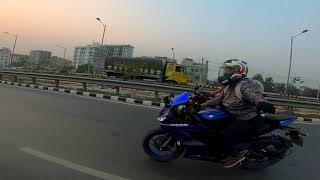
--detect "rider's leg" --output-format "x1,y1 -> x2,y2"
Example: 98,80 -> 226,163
220,116 -> 264,167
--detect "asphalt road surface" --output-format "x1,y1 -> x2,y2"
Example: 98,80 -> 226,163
0,84 -> 319,180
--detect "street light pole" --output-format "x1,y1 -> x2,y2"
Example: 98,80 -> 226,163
4,32 -> 18,68
101,24 -> 106,45
286,37 -> 294,94
56,45 -> 66,60
317,85 -> 320,100
171,48 -> 175,61
96,18 -> 107,45
285,29 -> 308,94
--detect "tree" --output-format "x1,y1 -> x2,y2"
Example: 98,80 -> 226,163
123,64 -> 142,80
273,83 -> 286,94
264,77 -> 275,92
60,66 -> 74,75
10,59 -> 30,67
300,86 -> 318,98
252,73 -> 264,84
76,64 -> 93,74
287,84 -> 300,96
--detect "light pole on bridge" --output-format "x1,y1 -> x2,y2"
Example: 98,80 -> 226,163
285,29 -> 309,94
4,32 -> 18,69
96,18 -> 107,46
56,44 -> 67,60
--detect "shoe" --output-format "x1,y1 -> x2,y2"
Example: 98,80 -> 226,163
221,150 -> 248,168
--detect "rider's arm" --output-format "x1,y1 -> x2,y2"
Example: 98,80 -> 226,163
240,80 -> 275,114
240,80 -> 266,106
201,94 -> 223,107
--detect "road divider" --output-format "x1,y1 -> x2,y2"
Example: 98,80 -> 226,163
1,79 -> 320,124
0,80 -> 163,107
1,71 -> 320,110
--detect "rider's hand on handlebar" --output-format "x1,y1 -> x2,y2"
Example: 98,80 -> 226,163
257,101 -> 276,114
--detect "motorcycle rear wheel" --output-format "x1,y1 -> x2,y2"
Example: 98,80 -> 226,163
142,128 -> 184,162
240,137 -> 290,170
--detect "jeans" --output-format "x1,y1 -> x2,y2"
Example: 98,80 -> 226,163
220,116 -> 264,156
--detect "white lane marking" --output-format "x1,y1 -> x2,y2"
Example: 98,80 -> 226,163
20,147 -> 130,180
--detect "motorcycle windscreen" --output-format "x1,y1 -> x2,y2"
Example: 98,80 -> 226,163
171,92 -> 190,106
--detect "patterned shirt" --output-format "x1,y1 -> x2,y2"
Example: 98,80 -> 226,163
205,79 -> 266,120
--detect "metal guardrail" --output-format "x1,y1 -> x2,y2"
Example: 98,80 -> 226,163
0,71 -> 194,94
0,71 -> 319,110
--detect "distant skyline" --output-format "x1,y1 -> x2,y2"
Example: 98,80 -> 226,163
0,0 -> 319,87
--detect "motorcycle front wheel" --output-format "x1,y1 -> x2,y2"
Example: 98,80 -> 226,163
142,128 -> 184,162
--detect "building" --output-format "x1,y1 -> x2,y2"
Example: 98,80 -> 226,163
30,50 -> 52,63
181,58 -> 208,84
73,43 -> 107,69
73,43 -> 134,69
0,47 -> 11,66
104,45 -> 134,57
12,54 -> 29,63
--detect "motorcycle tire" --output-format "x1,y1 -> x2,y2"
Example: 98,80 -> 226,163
142,128 -> 184,162
240,136 -> 290,170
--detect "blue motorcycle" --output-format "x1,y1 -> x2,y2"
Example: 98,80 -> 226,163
142,89 -> 307,169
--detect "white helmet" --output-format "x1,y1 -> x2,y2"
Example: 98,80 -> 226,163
218,59 -> 248,85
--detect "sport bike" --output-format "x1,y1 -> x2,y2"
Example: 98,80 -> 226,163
142,88 -> 307,169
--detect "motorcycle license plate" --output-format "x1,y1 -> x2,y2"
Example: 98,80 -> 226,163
291,135 -> 304,147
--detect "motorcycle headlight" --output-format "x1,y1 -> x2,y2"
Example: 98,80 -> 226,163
157,116 -> 166,122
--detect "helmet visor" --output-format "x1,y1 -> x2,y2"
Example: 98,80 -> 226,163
218,65 -> 236,79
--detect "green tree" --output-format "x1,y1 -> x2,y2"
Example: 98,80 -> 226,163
300,86 -> 318,97
252,73 -> 264,84
123,64 -> 141,80
10,59 -> 30,67
273,83 -> 286,94
287,84 -> 300,96
76,64 -> 93,74
264,77 -> 275,92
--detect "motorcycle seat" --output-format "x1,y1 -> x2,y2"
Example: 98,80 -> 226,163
257,114 -> 296,135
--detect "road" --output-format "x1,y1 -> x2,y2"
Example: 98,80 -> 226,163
0,84 -> 319,180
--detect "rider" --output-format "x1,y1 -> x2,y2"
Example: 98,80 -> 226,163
201,59 -> 276,168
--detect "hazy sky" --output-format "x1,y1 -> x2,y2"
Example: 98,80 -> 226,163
0,0 -> 319,86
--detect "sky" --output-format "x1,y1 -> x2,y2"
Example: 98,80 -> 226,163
0,0 -> 319,87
